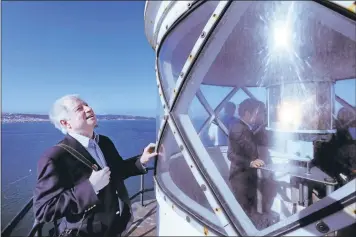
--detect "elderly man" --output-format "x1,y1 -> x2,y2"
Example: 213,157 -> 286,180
33,94 -> 157,237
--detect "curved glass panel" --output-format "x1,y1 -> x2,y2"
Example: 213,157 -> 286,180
156,93 -> 164,138
171,1 -> 356,234
157,1 -> 218,104
156,123 -> 226,232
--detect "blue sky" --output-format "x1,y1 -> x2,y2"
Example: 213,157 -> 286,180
2,1 -> 355,117
2,1 -> 157,116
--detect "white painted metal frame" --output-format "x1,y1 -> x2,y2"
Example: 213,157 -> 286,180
155,1 -> 197,51
170,2 -> 258,236
153,1 -> 240,236
154,179 -> 219,236
166,117 -> 230,233
161,1 -> 356,236
154,0 -> 210,148
150,0 -> 356,236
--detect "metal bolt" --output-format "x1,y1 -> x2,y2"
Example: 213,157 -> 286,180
201,184 -> 207,191
180,72 -> 184,77
164,196 -> 166,201
187,2 -> 191,8
316,221 -> 330,234
201,31 -> 206,38
186,216 -> 190,222
163,104 -> 165,109
165,25 -> 168,30
179,145 -> 184,151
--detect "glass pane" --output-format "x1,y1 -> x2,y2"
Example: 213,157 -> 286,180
156,93 -> 164,138
268,82 -> 333,131
157,1 -> 218,103
188,96 -> 209,132
156,124 -> 224,229
334,79 -> 356,138
200,84 -> 232,110
172,0 -> 356,234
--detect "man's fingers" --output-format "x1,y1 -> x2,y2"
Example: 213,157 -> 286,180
256,159 -> 265,166
145,143 -> 156,150
148,152 -> 158,158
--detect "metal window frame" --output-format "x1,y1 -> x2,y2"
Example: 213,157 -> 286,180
154,1 -> 239,235
155,120 -> 227,235
154,0 -> 356,236
170,2 -> 256,235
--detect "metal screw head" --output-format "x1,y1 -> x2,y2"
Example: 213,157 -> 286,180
179,145 -> 184,151
164,196 -> 166,201
187,2 -> 191,8
201,184 -> 207,191
180,72 -> 184,77
316,221 -> 330,234
186,216 -> 190,222
201,31 -> 206,38
165,25 -> 168,30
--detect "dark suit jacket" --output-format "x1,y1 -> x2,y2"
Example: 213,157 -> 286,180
33,134 -> 147,235
227,120 -> 258,170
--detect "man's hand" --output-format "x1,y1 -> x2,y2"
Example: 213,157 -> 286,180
250,159 -> 265,168
89,167 -> 111,193
140,143 -> 158,164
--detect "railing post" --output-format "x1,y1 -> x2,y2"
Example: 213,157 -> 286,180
140,174 -> 145,207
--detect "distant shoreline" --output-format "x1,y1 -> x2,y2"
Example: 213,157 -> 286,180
1,113 -> 155,123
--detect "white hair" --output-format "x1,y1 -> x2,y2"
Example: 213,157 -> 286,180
49,94 -> 82,134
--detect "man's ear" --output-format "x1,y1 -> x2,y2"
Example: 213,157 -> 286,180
60,120 -> 70,129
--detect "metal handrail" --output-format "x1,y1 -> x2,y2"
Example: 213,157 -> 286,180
1,164 -> 155,237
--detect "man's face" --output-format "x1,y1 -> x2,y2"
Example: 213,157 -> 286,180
61,98 -> 97,135
246,107 -> 262,125
255,106 -> 267,125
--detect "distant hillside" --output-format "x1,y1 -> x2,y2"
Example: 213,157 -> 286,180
1,113 -> 155,123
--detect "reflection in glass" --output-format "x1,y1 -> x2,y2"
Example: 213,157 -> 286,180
168,0 -> 356,233
156,93 -> 164,138
156,124 -> 224,230
267,82 -> 333,132
157,1 -> 218,103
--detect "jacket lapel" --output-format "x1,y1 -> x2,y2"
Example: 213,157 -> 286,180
62,134 -> 102,170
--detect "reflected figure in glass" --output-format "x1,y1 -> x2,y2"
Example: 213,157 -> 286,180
209,102 -> 238,146
227,100 -> 265,215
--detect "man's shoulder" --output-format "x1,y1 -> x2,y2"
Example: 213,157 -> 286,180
230,120 -> 246,132
97,134 -> 113,144
38,139 -> 68,166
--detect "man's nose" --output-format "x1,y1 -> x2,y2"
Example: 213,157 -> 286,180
84,106 -> 93,112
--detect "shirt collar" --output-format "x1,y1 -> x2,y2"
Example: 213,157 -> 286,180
68,131 -> 99,148
239,118 -> 252,130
